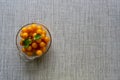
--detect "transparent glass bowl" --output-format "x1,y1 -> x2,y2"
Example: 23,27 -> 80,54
16,23 -> 52,61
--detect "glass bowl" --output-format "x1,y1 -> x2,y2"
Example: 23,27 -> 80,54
16,23 -> 52,61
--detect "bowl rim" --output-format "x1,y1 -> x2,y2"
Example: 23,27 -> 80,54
16,23 -> 52,60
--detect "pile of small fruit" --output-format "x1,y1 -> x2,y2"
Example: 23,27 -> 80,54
20,23 -> 50,57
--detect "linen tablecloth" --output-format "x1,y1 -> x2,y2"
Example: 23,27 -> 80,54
0,0 -> 120,80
